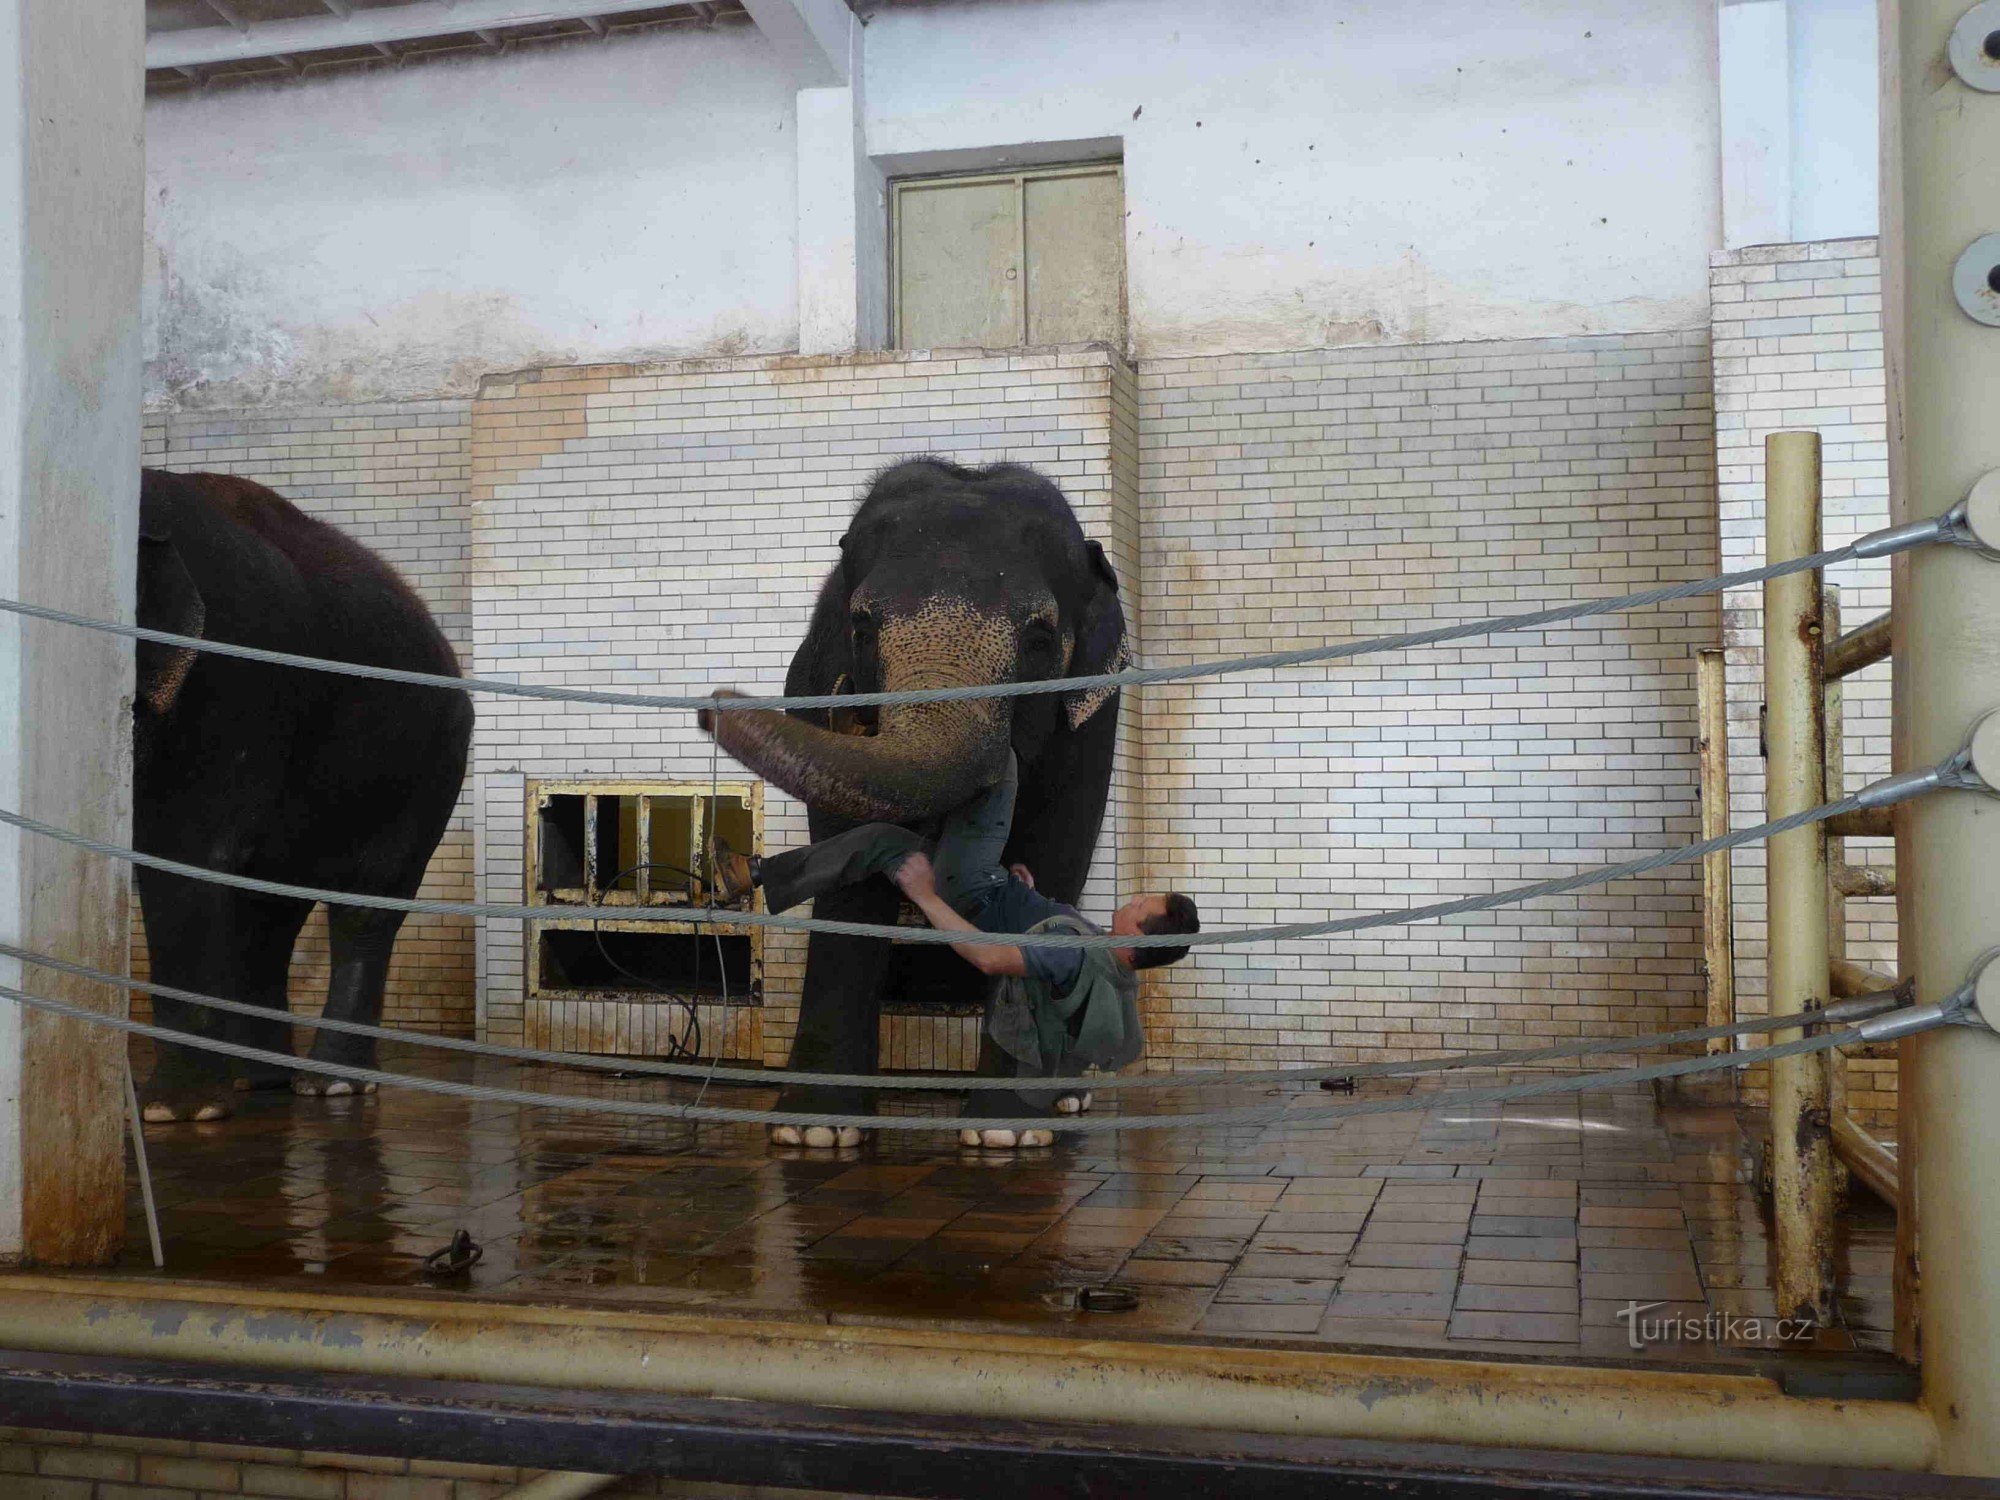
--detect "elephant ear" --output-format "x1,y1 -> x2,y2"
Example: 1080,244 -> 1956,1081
1064,540 -> 1128,731
784,557 -> 857,725
135,522 -> 206,717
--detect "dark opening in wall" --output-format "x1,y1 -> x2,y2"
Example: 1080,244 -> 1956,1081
538,930 -> 756,1001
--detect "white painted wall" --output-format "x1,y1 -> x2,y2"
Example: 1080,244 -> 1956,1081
145,0 -> 1736,400
1718,0 -> 1880,249
1787,0 -> 1878,242
867,0 -> 1724,358
144,23 -> 798,407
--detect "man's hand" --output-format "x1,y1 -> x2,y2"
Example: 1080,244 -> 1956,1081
1009,862 -> 1036,890
891,851 -> 936,901
696,687 -> 748,735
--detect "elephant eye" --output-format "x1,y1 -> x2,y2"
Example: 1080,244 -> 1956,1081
850,609 -> 878,641
1021,619 -> 1057,661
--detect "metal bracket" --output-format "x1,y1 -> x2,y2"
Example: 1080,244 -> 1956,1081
1941,471 -> 2000,561
1949,0 -> 2000,90
1952,234 -> 2000,327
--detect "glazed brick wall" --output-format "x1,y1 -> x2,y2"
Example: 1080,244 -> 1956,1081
137,403 -> 477,1036
1133,331 -> 1720,1068
467,347 -> 1142,1063
1710,237 -> 1896,1126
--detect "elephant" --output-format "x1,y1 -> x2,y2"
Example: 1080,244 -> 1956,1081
133,468 -> 473,1122
706,457 -> 1128,1145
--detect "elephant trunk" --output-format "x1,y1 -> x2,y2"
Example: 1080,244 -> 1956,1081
711,604 -> 1017,825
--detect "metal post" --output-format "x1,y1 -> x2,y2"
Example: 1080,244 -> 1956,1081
1823,588 -> 1849,1132
1696,649 -> 1735,1053
1885,0 -> 2000,1469
1763,429 -> 1837,1324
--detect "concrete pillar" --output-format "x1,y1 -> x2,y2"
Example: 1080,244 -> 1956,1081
1883,0 -> 2000,1475
796,79 -> 887,357
743,0 -> 884,355
0,0 -> 145,1264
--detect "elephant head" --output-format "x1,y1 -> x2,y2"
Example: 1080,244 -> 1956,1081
708,459 -> 1127,825
135,490 -> 207,720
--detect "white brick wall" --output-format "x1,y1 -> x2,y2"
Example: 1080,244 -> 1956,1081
1710,237 -> 1895,1121
138,403 -> 476,1035
132,330 -> 1793,1086
1135,332 -> 1720,1065
466,350 -> 1141,1060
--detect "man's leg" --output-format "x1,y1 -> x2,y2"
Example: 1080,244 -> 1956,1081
757,822 -> 927,914
930,752 -> 1019,916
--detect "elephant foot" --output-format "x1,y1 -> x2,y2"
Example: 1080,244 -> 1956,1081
1054,1091 -> 1094,1115
292,1074 -> 380,1099
141,1091 -> 233,1124
768,1124 -> 865,1150
233,1062 -> 295,1093
958,1127 -> 1054,1150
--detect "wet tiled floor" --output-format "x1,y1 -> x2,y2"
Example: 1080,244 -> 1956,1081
115,1041 -> 1900,1371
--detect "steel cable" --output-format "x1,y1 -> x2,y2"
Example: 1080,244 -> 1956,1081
6,979 -> 1880,1136
0,520 -> 1947,716
0,935 -> 1852,1093
0,762 -> 1954,951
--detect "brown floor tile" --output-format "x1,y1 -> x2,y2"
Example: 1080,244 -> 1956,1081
1468,1214 -> 1576,1237
1122,1258 -> 1232,1288
1460,1258 -> 1578,1288
1448,1310 -> 1580,1343
1211,1276 -> 1340,1305
1462,1234 -> 1575,1262
1453,1282 -> 1577,1314
1248,1231 -> 1358,1256
1232,1251 -> 1350,1279
1347,1240 -> 1464,1270
1337,1266 -> 1458,1295
1197,1302 -> 1326,1334
1325,1289 -> 1456,1319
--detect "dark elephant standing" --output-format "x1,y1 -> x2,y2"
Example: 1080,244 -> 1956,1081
134,469 -> 473,1122
708,459 -> 1127,1143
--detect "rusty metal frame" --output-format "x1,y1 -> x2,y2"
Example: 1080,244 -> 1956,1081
0,1347 -> 1981,1500
523,777 -> 765,1058
0,1276 -> 1943,1476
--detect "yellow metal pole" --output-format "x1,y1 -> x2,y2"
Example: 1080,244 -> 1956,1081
1763,430 -> 1836,1325
0,1276 -> 1942,1472
1885,0 -> 2000,1469
1696,649 -> 1735,1054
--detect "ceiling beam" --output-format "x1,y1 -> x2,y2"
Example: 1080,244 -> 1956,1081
147,0 -> 699,71
739,0 -> 851,86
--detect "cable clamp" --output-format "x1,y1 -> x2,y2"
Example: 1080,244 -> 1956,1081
1852,950 -> 2000,1045
1853,511 -> 1954,560
1850,711 -> 2000,814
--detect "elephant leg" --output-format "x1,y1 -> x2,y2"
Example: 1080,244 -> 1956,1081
957,1032 -> 1056,1150
294,903 -> 406,1098
229,893 -> 314,1092
771,878 -> 900,1150
136,870 -> 248,1123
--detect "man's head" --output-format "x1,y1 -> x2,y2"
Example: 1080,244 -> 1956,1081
1110,891 -> 1201,971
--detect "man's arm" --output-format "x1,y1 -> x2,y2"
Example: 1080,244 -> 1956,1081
892,854 -> 1028,978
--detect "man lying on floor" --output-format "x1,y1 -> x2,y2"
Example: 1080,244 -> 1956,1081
709,752 -> 1200,1149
